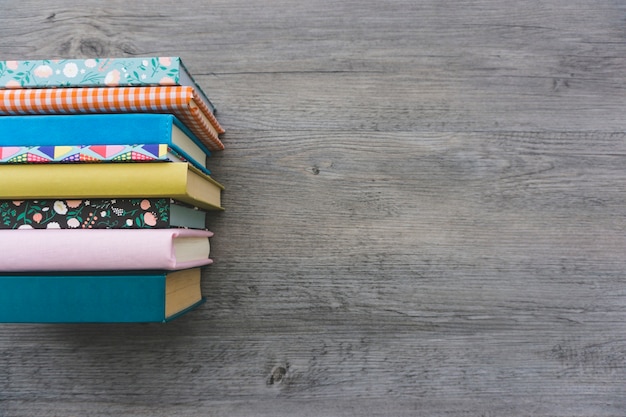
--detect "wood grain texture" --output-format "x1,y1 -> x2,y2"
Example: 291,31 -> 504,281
1,0 -> 626,415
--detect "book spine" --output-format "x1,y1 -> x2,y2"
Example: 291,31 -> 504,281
0,87 -> 224,151
0,162 -> 223,211
0,144 -> 169,163
0,114 -> 212,172
0,114 -> 176,146
0,274 -> 169,323
0,229 -> 214,272
0,57 -> 217,114
0,198 -> 174,229
0,57 -> 183,89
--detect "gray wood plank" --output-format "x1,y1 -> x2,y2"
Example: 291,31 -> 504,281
1,0 -> 626,416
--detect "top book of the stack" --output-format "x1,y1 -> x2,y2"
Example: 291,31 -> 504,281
0,57 -> 216,114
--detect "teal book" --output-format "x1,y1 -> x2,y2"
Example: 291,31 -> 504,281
0,268 -> 205,323
0,114 -> 212,176
0,56 -> 216,113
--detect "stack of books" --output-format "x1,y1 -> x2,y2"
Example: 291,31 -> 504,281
0,57 -> 225,323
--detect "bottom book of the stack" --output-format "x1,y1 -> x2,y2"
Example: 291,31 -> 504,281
0,268 -> 205,323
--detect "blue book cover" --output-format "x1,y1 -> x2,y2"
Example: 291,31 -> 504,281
0,113 -> 212,175
0,269 -> 205,323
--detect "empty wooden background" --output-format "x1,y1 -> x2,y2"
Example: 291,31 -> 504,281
1,0 -> 626,415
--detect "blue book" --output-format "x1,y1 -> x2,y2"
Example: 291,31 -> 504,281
0,113 -> 212,175
0,268 -> 205,323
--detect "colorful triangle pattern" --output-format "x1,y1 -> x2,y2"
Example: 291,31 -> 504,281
0,147 -> 21,159
0,144 -> 171,163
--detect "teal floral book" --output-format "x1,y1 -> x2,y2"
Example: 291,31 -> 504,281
0,198 -> 208,230
0,56 -> 216,113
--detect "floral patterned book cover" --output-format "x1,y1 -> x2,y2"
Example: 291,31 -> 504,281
0,198 -> 205,229
0,57 -> 216,113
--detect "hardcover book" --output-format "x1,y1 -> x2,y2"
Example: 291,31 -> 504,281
0,114 -> 213,174
0,144 -> 169,163
0,86 -> 225,151
0,144 -> 211,176
0,198 -> 207,230
0,228 -> 214,272
0,268 -> 205,323
0,56 -> 217,114
0,162 -> 223,211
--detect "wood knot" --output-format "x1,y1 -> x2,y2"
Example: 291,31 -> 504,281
267,365 -> 287,386
80,39 -> 107,57
552,78 -> 570,92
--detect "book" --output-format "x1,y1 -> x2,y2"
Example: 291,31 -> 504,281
0,143 -> 170,163
0,162 -> 223,211
0,198 -> 207,230
0,114 -> 213,174
0,228 -> 214,272
0,86 -> 225,151
0,268 -> 205,323
0,56 -> 217,114
0,144 -> 211,176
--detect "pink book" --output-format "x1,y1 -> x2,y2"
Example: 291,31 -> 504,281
0,229 -> 213,272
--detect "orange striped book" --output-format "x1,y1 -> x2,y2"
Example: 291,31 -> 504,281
0,86 -> 225,151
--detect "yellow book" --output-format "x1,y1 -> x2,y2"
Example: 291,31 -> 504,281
0,162 -> 223,211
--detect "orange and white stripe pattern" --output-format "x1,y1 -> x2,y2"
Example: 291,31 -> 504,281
0,86 -> 225,151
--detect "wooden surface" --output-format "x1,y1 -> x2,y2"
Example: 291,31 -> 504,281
1,1 -> 626,415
